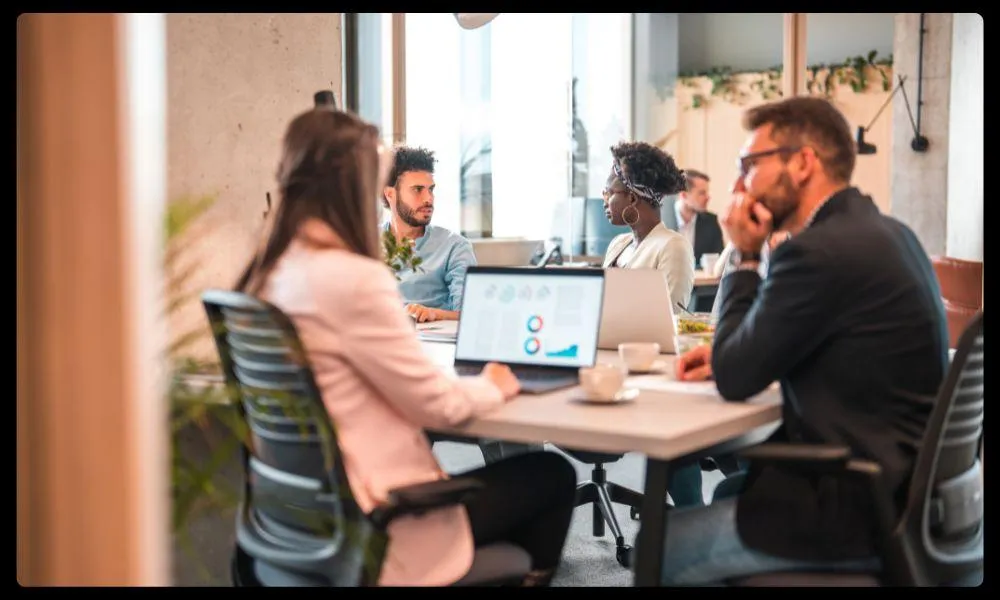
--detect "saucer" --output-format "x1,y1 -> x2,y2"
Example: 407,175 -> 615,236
574,387 -> 640,405
627,360 -> 668,375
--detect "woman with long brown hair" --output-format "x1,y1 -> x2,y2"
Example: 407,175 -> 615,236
234,107 -> 575,587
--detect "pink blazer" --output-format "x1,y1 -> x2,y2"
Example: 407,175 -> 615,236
261,225 -> 505,586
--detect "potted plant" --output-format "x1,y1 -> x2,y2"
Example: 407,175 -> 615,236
166,193 -> 247,583
381,228 -> 423,280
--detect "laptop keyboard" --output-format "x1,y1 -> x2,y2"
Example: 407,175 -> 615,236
454,364 -> 580,393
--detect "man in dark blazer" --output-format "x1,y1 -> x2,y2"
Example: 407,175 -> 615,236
663,96 -> 949,584
662,169 -> 726,268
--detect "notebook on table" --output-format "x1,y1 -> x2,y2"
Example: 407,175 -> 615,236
416,320 -> 459,342
452,267 -> 606,394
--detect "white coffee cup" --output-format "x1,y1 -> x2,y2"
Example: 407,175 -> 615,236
618,342 -> 661,373
700,252 -> 721,274
578,363 -> 626,401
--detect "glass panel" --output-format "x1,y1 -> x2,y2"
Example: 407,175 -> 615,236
405,13 -> 488,236
490,14 -> 572,241
399,13 -> 632,253
355,13 -> 393,141
572,13 -> 632,258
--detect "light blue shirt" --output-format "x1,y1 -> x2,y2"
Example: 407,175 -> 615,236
385,223 -> 477,311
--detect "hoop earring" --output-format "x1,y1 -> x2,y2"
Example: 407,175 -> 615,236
622,204 -> 640,227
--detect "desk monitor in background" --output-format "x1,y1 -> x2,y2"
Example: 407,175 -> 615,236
598,268 -> 678,353
454,267 -> 605,393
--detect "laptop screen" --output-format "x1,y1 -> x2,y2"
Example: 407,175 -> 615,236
455,267 -> 605,368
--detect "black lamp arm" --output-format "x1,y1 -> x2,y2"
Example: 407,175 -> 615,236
861,74 -> 929,153
862,75 -> 907,132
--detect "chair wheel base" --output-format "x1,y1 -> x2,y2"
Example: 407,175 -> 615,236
616,545 -> 633,568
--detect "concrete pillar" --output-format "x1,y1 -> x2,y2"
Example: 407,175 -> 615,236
890,13 -> 952,256
166,14 -> 341,359
167,13 -> 342,286
946,13 -> 983,262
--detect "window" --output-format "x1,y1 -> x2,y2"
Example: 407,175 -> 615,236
352,13 -> 632,251
351,13 -> 394,141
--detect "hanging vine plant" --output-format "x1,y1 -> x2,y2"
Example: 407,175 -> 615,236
750,67 -> 783,101
806,50 -> 893,97
678,49 -> 893,109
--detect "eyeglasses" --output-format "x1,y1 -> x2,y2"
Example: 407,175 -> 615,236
736,146 -> 801,177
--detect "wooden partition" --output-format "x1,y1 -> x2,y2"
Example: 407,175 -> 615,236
17,13 -> 168,585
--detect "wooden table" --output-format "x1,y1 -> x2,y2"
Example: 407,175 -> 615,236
421,342 -> 782,586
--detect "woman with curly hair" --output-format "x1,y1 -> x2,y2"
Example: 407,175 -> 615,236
595,141 -> 706,509
602,141 -> 695,310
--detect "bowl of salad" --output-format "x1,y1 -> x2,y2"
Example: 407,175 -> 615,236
675,313 -> 714,353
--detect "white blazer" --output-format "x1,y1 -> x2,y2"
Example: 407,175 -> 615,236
260,221 -> 505,586
603,221 -> 696,309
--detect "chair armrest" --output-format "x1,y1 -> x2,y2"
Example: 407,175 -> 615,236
736,444 -> 906,580
369,476 -> 484,529
737,443 -> 852,473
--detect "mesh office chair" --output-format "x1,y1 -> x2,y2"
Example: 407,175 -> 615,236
202,290 -> 532,587
718,311 -> 984,587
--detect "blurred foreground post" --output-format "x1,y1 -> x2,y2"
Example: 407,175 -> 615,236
17,13 -> 169,586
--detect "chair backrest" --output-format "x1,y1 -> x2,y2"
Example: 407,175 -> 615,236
892,311 -> 983,586
931,257 -> 983,348
202,289 -> 385,586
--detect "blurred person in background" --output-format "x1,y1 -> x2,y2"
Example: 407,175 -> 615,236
663,168 -> 725,270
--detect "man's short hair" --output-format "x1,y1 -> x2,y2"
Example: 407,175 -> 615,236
682,169 -> 710,192
609,141 -> 685,207
743,96 -> 856,184
386,145 -> 436,188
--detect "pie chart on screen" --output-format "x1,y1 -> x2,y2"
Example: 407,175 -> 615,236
524,337 -> 541,355
526,315 -> 543,333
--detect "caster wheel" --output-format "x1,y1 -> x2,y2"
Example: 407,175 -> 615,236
616,545 -> 633,568
630,507 -> 640,520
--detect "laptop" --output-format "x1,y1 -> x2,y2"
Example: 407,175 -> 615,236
597,268 -> 678,354
453,266 -> 606,394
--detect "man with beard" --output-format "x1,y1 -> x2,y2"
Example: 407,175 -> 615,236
662,96 -> 949,584
385,146 -> 542,463
382,146 -> 476,322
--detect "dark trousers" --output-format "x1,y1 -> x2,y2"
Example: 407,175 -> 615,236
427,432 -> 544,465
459,451 -> 577,570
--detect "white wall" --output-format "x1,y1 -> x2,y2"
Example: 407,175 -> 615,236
678,13 -> 784,73
946,13 -> 983,261
806,13 -> 895,65
674,13 -> 894,73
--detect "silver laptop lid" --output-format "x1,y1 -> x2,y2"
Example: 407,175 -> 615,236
455,267 -> 606,369
598,268 -> 678,353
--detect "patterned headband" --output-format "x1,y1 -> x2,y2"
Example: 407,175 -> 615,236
613,161 -> 662,207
